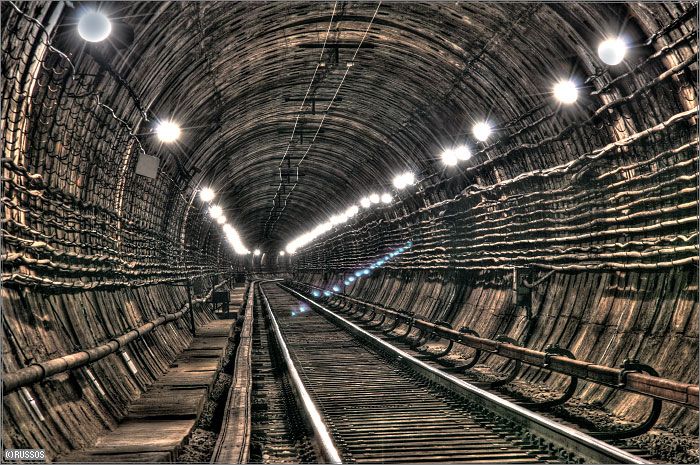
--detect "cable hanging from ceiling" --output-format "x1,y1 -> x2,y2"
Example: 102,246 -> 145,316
264,2 -> 382,238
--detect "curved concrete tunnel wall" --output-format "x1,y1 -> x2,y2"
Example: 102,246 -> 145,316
1,0 -> 697,459
294,268 -> 697,431
2,3 -> 242,457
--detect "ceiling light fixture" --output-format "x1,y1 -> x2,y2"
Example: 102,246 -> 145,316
78,11 -> 112,42
346,205 -> 359,217
156,121 -> 181,143
553,79 -> 578,104
393,172 -> 415,189
472,121 -> 491,142
209,205 -> 223,219
454,145 -> 472,161
598,37 -> 627,65
199,187 -> 215,202
441,149 -> 458,166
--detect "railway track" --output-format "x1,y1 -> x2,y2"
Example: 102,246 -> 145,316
249,285 -> 316,463
250,280 -> 648,464
284,282 -> 668,460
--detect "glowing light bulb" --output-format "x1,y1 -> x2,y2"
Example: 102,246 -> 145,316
253,249 -> 261,256
156,121 -> 181,143
332,286 -> 340,292
199,187 -> 215,202
216,216 -> 226,225
441,149 -> 458,166
360,197 -> 371,208
553,80 -> 578,104
393,172 -> 415,189
279,251 -> 285,256
346,205 -> 359,217
472,122 -> 491,142
78,11 -> 111,42
454,145 -> 472,161
380,193 -> 392,204
209,205 -> 223,219
369,193 -> 380,204
598,37 -> 627,66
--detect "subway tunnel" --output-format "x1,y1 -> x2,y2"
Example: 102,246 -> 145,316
1,1 -> 698,463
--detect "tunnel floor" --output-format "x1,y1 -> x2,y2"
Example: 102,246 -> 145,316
58,320 -> 235,463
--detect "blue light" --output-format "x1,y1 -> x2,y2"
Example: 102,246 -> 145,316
323,290 -> 331,297
332,285 -> 340,292
299,305 -> 308,313
344,280 -> 350,285
354,271 -> 362,277
348,277 -> 355,282
384,255 -> 390,260
362,269 -> 370,275
399,247 -> 405,253
291,311 -> 297,317
312,290 -> 321,297
406,241 -> 413,247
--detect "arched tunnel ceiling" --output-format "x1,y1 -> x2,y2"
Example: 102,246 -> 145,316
55,1 -> 675,250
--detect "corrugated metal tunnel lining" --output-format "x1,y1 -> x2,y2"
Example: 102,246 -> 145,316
1,1 -> 697,463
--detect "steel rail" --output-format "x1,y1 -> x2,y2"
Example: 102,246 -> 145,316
295,282 -> 698,410
258,281 -> 343,464
281,283 -> 649,464
2,280 -> 229,395
211,280 -> 256,464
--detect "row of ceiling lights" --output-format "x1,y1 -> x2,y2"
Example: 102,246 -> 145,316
78,10 -> 263,259
284,171 -> 416,255
77,12 -> 256,257
76,10 -> 630,258
78,11 -> 183,144
439,38 -> 628,166
284,38 -> 630,253
199,188 -> 254,255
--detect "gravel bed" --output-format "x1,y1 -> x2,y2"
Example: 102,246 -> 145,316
424,345 -> 698,463
476,363 -> 698,464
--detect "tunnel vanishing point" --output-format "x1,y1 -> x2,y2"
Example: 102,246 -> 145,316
1,1 -> 698,464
